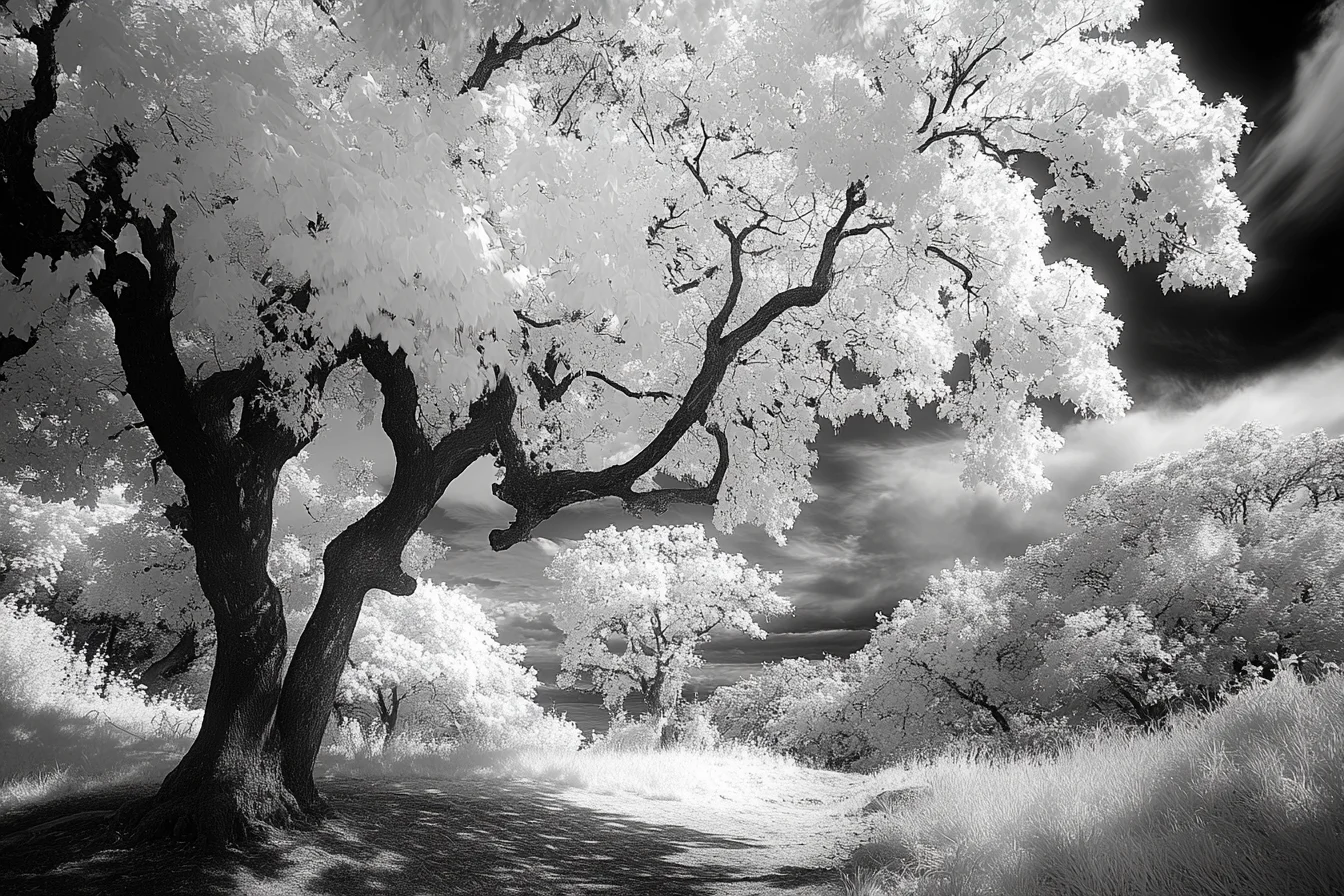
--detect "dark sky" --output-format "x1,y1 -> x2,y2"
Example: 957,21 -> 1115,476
305,1 -> 1344,734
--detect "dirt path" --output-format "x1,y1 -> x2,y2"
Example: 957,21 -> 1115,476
1,769 -> 873,895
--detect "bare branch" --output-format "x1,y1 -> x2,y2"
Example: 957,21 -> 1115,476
924,245 -> 975,293
683,121 -> 712,198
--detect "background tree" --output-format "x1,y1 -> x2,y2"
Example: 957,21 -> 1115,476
337,582 -> 541,746
1,0 -> 1254,840
547,524 -> 789,734
715,424 -> 1344,765
709,655 -> 865,767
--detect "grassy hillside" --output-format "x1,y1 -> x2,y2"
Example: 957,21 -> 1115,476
845,671 -> 1344,896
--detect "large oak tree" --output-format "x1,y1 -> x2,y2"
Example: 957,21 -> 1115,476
2,0 -> 1251,841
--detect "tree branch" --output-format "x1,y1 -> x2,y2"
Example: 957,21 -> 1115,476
924,242 -> 973,283
487,183 -> 881,549
460,15 -> 583,95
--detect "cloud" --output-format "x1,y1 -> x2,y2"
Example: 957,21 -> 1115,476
757,355 -> 1344,641
1243,2 -> 1344,229
436,456 -> 509,519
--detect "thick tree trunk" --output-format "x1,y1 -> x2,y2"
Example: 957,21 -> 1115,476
116,466 -> 302,845
116,583 -> 297,843
118,600 -> 295,843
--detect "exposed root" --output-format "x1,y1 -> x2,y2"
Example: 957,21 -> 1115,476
113,775 -> 307,848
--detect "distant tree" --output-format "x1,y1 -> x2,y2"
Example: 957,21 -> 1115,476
710,655 -> 864,767
857,424 -> 1344,758
1029,423 -> 1344,720
337,582 -> 540,746
548,524 -> 789,736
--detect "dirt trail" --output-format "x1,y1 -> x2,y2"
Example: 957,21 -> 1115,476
1,768 -> 875,895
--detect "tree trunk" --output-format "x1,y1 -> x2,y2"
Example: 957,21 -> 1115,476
377,685 -> 401,747
138,628 -> 199,694
273,514 -> 419,808
116,583 -> 296,844
273,340 -> 502,809
115,466 -> 301,845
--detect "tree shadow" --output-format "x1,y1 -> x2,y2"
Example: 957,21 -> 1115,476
2,777 -> 832,895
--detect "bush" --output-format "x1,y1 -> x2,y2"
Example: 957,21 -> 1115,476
0,598 -> 200,737
0,598 -> 200,809
660,702 -> 719,751
588,715 -> 662,753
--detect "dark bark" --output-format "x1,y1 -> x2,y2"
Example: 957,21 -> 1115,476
137,628 -> 199,694
117,578 -> 298,845
114,431 -> 306,842
375,685 -> 401,745
273,339 -> 507,806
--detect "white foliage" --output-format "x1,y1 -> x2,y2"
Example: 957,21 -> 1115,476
4,0 -> 1253,540
547,524 -> 790,714
336,581 -> 543,744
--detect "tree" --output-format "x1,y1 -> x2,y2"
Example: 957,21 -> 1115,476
547,524 -> 789,730
849,424 -> 1344,759
1026,423 -> 1344,720
1,0 -> 1253,840
709,655 -> 865,767
337,581 -> 541,746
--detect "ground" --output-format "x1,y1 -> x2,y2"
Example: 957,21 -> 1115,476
0,766 -> 875,895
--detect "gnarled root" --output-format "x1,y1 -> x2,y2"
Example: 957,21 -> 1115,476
114,761 -> 307,848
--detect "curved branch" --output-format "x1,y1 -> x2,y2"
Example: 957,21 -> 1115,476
488,183 -> 884,549
460,15 -> 583,95
924,245 -> 976,294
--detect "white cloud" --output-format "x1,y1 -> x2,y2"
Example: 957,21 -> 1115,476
1244,2 -> 1344,228
829,356 -> 1344,578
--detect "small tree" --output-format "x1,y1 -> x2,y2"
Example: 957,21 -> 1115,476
547,524 -> 790,738
336,581 -> 539,746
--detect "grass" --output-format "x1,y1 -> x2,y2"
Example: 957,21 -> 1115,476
846,671 -> 1344,896
0,599 -> 201,813
317,716 -> 803,804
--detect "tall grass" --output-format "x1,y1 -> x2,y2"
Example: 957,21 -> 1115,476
0,599 -> 200,811
850,671 -> 1344,896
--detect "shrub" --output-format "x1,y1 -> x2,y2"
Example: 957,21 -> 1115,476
0,598 -> 200,808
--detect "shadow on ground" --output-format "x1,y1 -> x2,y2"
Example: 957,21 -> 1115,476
0,777 -> 827,895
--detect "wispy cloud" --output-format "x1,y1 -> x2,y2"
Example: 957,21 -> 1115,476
765,356 -> 1344,636
1244,1 -> 1344,229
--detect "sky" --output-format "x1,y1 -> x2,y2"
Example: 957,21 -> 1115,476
306,0 -> 1344,733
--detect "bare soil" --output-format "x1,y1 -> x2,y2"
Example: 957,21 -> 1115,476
0,767 -> 873,895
